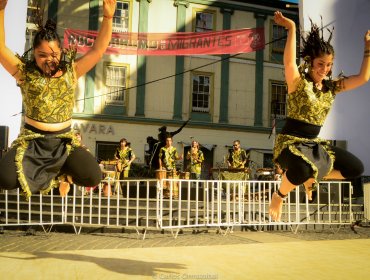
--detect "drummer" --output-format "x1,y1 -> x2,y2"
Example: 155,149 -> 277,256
227,140 -> 250,170
158,136 -> 183,174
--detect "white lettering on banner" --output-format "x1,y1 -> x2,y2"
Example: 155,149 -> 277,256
72,123 -> 115,135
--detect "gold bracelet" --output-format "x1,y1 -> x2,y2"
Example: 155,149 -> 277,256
103,15 -> 113,20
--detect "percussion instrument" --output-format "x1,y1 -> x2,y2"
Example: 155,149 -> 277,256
155,169 -> 167,180
179,171 -> 190,180
256,168 -> 274,180
103,170 -> 116,180
102,183 -> 112,197
211,167 -> 250,180
156,170 -> 179,199
211,168 -> 250,173
100,160 -> 120,172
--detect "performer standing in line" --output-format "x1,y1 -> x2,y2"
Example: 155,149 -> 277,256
0,0 -> 117,198
227,140 -> 249,170
114,138 -> 136,179
159,136 -> 183,173
186,140 -> 204,180
269,11 -> 369,221
159,136 -> 183,199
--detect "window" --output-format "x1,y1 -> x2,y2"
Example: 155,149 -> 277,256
105,64 -> 128,106
271,81 -> 287,121
270,22 -> 287,63
96,141 -> 119,162
27,0 -> 40,24
25,0 -> 40,60
112,0 -> 130,32
192,73 -> 211,113
24,28 -> 37,60
193,10 -> 215,32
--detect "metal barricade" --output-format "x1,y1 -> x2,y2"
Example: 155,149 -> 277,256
0,188 -> 65,233
0,178 -> 355,238
156,178 -> 354,235
63,178 -> 158,239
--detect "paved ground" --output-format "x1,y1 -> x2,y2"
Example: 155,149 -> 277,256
1,224 -> 370,252
0,225 -> 370,279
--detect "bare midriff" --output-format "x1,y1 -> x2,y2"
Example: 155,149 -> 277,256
25,116 -> 72,132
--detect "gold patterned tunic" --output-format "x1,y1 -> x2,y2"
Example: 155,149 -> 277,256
115,147 -> 135,171
159,146 -> 179,171
11,55 -> 79,199
273,74 -> 342,181
18,59 -> 77,123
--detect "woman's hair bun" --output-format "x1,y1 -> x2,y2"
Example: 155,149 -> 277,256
44,19 -> 57,32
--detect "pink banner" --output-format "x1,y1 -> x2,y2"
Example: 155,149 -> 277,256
64,28 -> 265,56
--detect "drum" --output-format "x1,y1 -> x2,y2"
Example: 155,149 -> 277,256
102,171 -> 115,197
103,171 -> 116,180
256,168 -> 274,180
155,169 -> 167,180
179,172 -> 190,179
103,183 -> 112,197
103,163 -> 116,172
165,170 -> 179,199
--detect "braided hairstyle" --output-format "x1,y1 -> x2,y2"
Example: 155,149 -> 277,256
300,17 -> 335,62
23,2 -> 78,76
33,19 -> 61,50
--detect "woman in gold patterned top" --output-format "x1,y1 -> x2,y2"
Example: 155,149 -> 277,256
186,140 -> 204,180
114,138 -> 136,179
0,0 -> 116,198
269,11 -> 369,221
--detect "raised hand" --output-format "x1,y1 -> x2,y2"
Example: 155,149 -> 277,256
365,30 -> 370,46
273,11 -> 295,30
0,0 -> 8,10
103,0 -> 116,18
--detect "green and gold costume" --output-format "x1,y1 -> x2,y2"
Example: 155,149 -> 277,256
273,70 -> 343,181
186,149 -> 204,175
10,53 -> 79,198
159,146 -> 179,171
228,149 -> 249,169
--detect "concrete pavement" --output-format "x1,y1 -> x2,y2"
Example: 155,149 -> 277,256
0,227 -> 370,280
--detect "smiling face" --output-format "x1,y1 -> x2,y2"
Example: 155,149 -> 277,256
34,40 -> 62,76
233,141 -> 240,151
310,53 -> 334,84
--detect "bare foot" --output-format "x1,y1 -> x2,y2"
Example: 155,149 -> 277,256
269,192 -> 284,222
59,181 -> 70,197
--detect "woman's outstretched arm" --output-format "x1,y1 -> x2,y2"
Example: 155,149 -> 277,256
338,30 -> 370,93
0,1 -> 22,81
274,11 -> 300,93
74,0 -> 116,79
